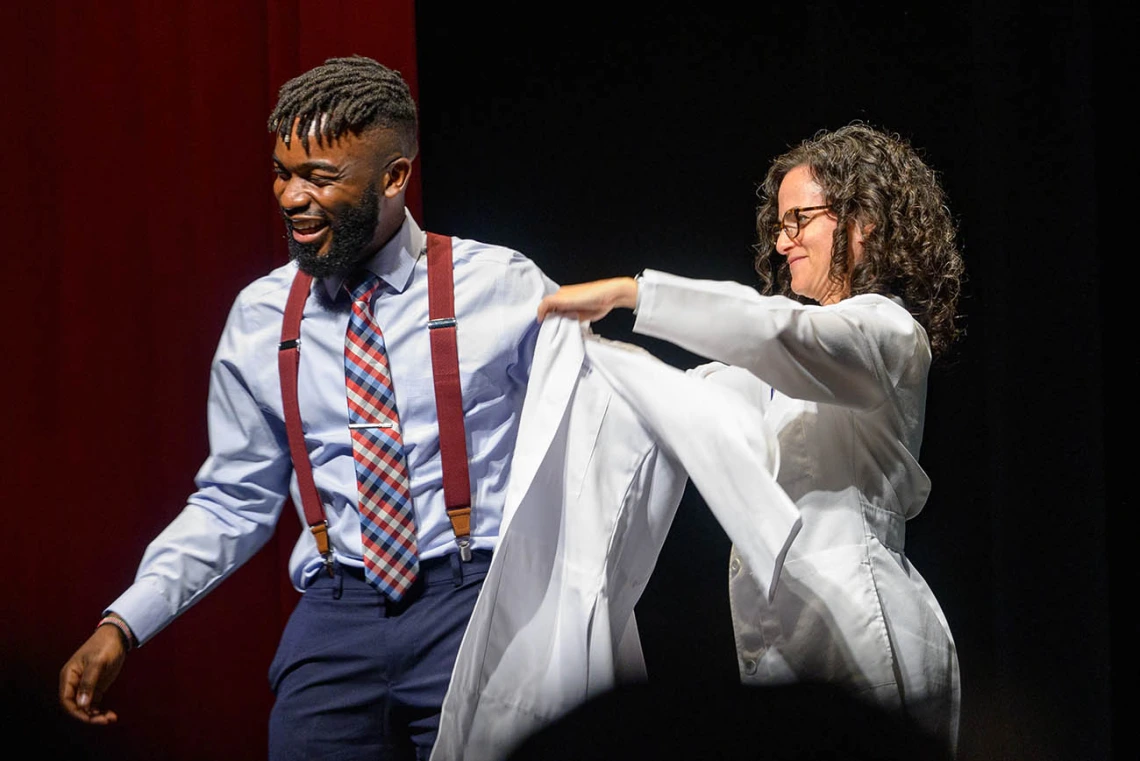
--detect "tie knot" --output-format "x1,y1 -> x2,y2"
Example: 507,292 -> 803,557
347,271 -> 381,304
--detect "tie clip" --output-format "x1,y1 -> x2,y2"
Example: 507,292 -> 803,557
348,422 -> 400,432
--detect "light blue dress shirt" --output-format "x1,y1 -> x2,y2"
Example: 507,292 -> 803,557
108,210 -> 558,645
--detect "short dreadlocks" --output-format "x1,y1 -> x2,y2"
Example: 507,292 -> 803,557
268,55 -> 418,157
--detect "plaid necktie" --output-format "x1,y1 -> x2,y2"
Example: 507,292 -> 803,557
344,272 -> 419,599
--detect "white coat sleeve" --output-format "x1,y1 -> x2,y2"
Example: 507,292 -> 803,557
633,269 -> 930,409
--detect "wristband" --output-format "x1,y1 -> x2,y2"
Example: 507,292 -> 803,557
98,614 -> 136,651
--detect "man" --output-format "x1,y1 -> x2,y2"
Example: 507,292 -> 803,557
58,55 -> 556,760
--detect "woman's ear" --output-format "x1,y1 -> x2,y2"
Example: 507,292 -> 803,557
848,220 -> 873,264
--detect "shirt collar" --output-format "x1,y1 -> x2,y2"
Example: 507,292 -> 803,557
321,208 -> 425,300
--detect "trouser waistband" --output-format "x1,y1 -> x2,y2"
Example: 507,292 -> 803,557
323,550 -> 493,613
336,549 -> 491,586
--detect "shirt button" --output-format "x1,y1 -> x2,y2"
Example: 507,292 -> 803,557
743,659 -> 757,675
729,558 -> 741,576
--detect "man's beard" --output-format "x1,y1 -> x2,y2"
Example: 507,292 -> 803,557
284,183 -> 381,279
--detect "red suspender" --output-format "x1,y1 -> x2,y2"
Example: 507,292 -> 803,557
277,270 -> 332,574
277,232 -> 473,574
425,232 -> 474,560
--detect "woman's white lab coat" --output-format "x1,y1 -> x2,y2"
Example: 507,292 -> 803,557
434,269 -> 960,759
634,269 -> 960,748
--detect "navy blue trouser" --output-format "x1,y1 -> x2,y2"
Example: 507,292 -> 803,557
268,551 -> 491,761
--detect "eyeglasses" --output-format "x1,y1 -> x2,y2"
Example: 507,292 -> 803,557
772,205 -> 833,243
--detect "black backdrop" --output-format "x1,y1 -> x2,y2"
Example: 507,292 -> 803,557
414,4 -> 1115,760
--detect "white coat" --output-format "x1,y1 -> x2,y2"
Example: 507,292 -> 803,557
634,270 -> 961,750
431,314 -> 802,761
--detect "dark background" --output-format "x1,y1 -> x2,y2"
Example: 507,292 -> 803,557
413,5 -> 1112,761
3,2 -> 1117,759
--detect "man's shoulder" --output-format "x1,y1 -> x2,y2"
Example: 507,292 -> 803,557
232,260 -> 301,309
445,234 -> 536,269
437,233 -> 557,305
444,234 -> 556,295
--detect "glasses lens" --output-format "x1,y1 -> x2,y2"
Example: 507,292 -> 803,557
782,209 -> 799,240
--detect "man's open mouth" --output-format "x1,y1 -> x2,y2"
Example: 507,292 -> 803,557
290,218 -> 329,243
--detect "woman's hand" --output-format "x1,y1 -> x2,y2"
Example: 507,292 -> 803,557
537,277 -> 639,323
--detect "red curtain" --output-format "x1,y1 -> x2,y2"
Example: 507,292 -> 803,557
1,2 -> 418,758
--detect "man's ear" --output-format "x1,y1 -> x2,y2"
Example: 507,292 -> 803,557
383,157 -> 413,198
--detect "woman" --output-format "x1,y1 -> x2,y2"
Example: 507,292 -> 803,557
537,123 -> 965,751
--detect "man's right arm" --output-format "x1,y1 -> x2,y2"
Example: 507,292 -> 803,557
104,287 -> 295,646
57,280 -> 295,722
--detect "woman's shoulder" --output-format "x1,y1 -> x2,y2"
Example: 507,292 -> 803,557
835,293 -> 921,329
835,292 -> 908,312
833,293 -> 931,363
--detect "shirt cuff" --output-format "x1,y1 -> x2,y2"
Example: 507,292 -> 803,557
104,577 -> 179,648
631,269 -> 662,330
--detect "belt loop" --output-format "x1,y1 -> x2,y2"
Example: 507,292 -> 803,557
333,563 -> 344,600
449,551 -> 463,587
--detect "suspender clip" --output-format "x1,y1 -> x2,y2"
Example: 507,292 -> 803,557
309,521 -> 336,577
456,536 -> 472,563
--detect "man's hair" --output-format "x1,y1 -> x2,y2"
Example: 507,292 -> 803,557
754,122 -> 966,360
268,55 -> 418,157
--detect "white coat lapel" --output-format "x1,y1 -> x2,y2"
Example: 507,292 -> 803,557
500,315 -> 586,534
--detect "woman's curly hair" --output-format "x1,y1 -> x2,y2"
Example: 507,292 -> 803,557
754,123 -> 965,360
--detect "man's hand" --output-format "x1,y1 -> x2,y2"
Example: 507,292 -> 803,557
536,277 -> 639,323
59,624 -> 128,725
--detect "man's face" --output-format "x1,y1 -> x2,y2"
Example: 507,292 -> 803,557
272,126 -> 395,278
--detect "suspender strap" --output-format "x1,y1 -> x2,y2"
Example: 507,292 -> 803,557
277,231 -> 475,573
277,270 -> 334,575
426,232 -> 474,560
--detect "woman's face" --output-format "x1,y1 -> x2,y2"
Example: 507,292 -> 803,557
775,165 -> 862,305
